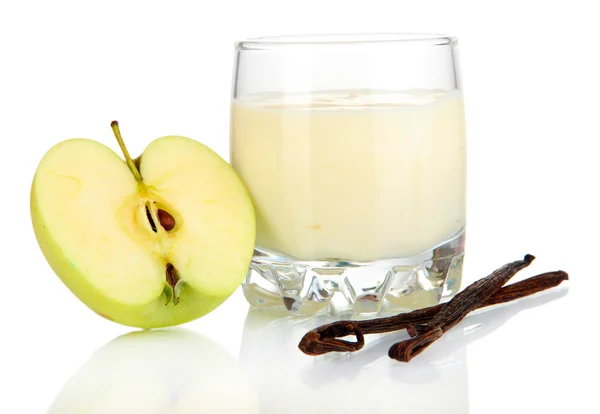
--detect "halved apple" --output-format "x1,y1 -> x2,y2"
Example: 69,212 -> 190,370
31,122 -> 255,328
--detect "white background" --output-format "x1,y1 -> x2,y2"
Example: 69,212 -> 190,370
1,0 -> 598,413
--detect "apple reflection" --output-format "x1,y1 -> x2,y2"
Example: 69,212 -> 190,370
49,329 -> 259,414
240,287 -> 567,414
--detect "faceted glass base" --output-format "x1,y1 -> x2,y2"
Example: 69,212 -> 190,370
242,229 -> 465,315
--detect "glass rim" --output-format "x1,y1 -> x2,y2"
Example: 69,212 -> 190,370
236,33 -> 457,50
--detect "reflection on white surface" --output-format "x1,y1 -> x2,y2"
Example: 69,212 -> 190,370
48,330 -> 259,414
240,308 -> 469,414
240,287 -> 568,414
48,287 -> 567,414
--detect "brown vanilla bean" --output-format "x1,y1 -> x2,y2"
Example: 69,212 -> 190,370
388,328 -> 444,362
407,255 -> 535,336
481,271 -> 568,307
298,267 -> 568,357
389,255 -> 536,362
298,321 -> 365,354
301,255 -> 534,356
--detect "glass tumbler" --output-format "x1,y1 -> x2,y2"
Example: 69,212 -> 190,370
231,34 -> 466,315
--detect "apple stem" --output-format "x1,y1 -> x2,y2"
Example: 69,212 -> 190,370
111,120 -> 143,182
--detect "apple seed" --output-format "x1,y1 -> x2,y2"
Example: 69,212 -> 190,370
166,263 -> 181,305
157,209 -> 176,231
166,263 -> 179,288
145,203 -> 157,233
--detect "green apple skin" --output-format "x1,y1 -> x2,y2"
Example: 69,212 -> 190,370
31,136 -> 255,328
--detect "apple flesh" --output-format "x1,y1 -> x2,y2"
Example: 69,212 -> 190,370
31,122 -> 255,328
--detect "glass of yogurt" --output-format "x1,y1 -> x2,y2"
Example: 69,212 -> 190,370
231,34 -> 466,315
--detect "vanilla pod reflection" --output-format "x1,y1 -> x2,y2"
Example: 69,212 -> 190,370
239,286 -> 567,413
